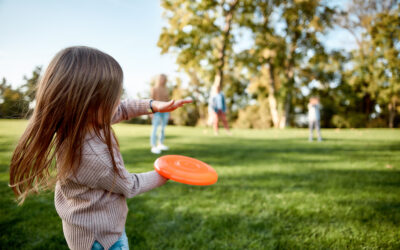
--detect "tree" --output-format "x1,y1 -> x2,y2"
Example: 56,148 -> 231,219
240,0 -> 335,128
21,66 -> 41,114
0,67 -> 41,119
337,0 -> 399,127
22,66 -> 41,104
0,78 -> 28,118
158,0 -> 247,124
369,7 -> 400,127
158,0 -> 398,128
169,78 -> 200,126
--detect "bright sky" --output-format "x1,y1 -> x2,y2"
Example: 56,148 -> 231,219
0,0 -> 355,98
0,0 -> 178,98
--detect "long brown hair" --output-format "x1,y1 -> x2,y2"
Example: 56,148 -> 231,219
9,46 -> 123,204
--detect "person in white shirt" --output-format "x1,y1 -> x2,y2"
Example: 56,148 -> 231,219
308,97 -> 322,141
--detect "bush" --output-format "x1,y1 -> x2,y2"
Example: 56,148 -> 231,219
367,118 -> 388,128
234,99 -> 272,129
331,113 -> 368,128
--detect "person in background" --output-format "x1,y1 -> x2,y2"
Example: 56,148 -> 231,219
308,97 -> 322,141
150,74 -> 171,154
210,83 -> 231,135
206,85 -> 216,131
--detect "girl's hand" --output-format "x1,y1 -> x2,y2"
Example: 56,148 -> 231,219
152,99 -> 193,113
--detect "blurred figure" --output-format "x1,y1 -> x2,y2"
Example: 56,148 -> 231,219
308,97 -> 322,141
209,83 -> 230,135
206,85 -> 216,129
150,74 -> 170,154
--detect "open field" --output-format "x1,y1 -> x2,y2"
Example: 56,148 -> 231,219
0,120 -> 399,249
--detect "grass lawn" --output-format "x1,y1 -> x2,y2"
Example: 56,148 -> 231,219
1,119 -> 400,249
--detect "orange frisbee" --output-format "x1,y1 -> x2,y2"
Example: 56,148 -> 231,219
154,155 -> 218,186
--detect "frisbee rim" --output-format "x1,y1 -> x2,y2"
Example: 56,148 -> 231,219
154,155 -> 218,186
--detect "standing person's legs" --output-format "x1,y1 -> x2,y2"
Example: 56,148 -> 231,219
219,111 -> 230,133
309,120 -> 314,141
315,119 -> 322,141
213,111 -> 219,134
207,108 -> 214,127
158,112 -> 169,150
151,113 -> 161,149
204,108 -> 214,134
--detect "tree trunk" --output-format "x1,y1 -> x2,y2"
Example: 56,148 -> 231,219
265,63 -> 280,128
188,71 -> 206,122
281,62 -> 295,128
281,29 -> 298,128
280,91 -> 291,128
388,98 -> 396,128
214,0 -> 238,88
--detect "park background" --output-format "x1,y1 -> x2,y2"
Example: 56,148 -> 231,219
1,0 -> 400,249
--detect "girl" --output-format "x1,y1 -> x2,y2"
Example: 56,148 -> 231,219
308,97 -> 322,141
150,74 -> 170,154
9,46 -> 191,250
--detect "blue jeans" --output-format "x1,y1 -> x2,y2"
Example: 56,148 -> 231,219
91,231 -> 129,250
309,119 -> 322,140
151,112 -> 169,147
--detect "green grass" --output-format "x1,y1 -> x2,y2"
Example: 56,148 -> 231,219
1,120 -> 400,249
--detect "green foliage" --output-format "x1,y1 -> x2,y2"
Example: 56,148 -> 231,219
331,113 -> 368,128
0,67 -> 41,119
0,78 -> 29,119
158,0 -> 399,128
1,121 -> 400,249
158,0 -> 221,86
170,79 -> 200,126
242,0 -> 335,127
2,2 -> 398,128
369,7 -> 400,127
337,0 -> 400,128
234,98 -> 272,129
158,0 -> 251,124
22,66 -> 41,105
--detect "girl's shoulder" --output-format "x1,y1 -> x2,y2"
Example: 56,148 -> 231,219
81,134 -> 116,169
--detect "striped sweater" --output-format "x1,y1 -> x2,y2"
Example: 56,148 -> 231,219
55,99 -> 167,250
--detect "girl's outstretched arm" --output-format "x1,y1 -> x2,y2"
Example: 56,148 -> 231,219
111,99 -> 192,124
96,167 -> 168,198
111,99 -> 151,124
72,142 -> 168,198
151,99 -> 192,113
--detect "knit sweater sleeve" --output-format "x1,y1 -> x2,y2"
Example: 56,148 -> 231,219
73,140 -> 168,198
96,167 -> 167,198
111,99 -> 152,124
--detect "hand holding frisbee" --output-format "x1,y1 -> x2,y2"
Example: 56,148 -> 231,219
154,155 -> 218,186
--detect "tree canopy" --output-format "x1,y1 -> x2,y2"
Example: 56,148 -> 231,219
158,0 -> 400,128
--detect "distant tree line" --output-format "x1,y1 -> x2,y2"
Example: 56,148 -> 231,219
1,0 -> 398,128
0,67 -> 40,119
158,0 -> 399,128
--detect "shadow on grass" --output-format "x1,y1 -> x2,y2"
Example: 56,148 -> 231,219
125,195 -> 275,249
120,136 -> 400,169
2,165 -> 399,249
0,180 -> 68,250
1,131 -> 400,249
124,177 -> 400,249
182,166 -> 400,205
